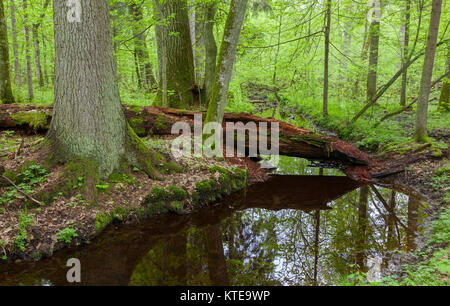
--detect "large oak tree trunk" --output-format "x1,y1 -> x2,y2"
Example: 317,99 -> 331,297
47,0 -> 161,179
414,0 -> 442,142
154,0 -> 196,108
0,0 -> 14,104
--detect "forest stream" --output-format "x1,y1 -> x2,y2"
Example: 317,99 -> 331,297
0,157 -> 426,286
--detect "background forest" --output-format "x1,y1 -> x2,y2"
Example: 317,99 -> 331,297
3,0 -> 449,155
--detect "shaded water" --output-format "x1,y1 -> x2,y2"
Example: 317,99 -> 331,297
0,157 -> 427,286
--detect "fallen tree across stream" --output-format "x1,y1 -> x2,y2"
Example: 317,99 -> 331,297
1,104 -> 379,180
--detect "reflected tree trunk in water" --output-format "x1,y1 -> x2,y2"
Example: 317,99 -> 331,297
206,224 -> 229,285
356,186 -> 368,272
313,210 -> 320,286
387,191 -> 399,250
163,233 -> 187,285
407,196 -> 419,251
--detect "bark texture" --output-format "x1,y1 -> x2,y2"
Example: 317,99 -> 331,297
204,0 -> 248,127
47,0 -> 160,178
414,0 -> 442,142
154,0 -> 196,108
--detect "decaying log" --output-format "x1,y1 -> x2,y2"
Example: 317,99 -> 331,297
0,104 -> 375,180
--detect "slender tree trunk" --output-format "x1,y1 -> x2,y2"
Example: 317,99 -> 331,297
10,0 -> 20,86
203,4 -> 217,106
400,0 -> 410,106
22,0 -> 34,101
366,14 -> 380,102
204,0 -> 248,128
42,32 -> 49,85
313,210 -> 320,286
356,186 -> 368,272
154,0 -> 196,108
129,2 -> 157,92
47,0 -> 161,179
323,0 -> 331,116
438,43 -> 449,112
414,0 -> 442,142
32,26 -> 44,87
0,0 -> 14,103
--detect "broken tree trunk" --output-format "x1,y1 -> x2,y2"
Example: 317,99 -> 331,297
0,104 -> 374,180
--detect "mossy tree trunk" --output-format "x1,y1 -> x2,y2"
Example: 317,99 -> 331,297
414,0 -> 442,142
0,0 -> 14,104
438,43 -> 449,112
154,0 -> 196,109
47,0 -> 161,179
129,1 -> 157,92
204,0 -> 248,128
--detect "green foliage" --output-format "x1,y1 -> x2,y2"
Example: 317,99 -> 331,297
14,210 -> 34,252
56,227 -> 78,244
0,164 -> 48,206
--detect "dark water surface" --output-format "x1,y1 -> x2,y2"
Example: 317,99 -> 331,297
0,157 -> 427,286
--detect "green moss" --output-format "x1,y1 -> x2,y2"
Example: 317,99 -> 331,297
59,158 -> 99,201
167,185 -> 188,201
154,115 -> 168,132
129,117 -> 146,136
95,213 -> 112,233
110,207 -> 128,221
162,161 -> 183,174
11,112 -> 49,130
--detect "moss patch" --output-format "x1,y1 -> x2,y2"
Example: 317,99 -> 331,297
11,112 -> 49,130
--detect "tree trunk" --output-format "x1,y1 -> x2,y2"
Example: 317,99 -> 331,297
356,185 -> 368,272
366,10 -> 380,102
438,43 -> 449,112
128,2 -> 157,92
22,0 -> 34,101
414,0 -> 442,142
10,0 -> 20,86
323,0 -> 331,116
32,26 -> 44,88
154,0 -> 196,108
203,4 -> 217,106
204,0 -> 248,128
47,0 -> 161,179
0,0 -> 14,104
400,0 -> 410,106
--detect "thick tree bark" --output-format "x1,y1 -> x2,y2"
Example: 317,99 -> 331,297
47,0 -> 161,179
22,0 -> 34,101
0,0 -> 14,104
9,0 -> 20,86
414,0 -> 442,142
204,0 -> 248,128
322,0 -> 331,116
154,0 -> 196,108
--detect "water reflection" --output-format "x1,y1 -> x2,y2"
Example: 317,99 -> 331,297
0,161 -> 426,286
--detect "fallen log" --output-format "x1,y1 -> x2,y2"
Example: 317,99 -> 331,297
0,104 -> 374,180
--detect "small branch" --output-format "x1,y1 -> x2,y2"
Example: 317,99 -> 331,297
0,175 -> 42,206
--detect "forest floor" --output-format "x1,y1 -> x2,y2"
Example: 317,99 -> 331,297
0,132 -> 254,262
